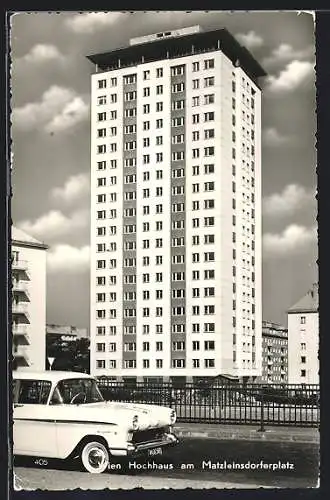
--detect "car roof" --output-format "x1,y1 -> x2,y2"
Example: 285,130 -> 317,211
13,371 -> 95,383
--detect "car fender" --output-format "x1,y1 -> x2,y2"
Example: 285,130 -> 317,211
56,422 -> 123,459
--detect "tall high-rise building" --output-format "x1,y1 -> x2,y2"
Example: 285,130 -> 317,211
88,26 -> 265,382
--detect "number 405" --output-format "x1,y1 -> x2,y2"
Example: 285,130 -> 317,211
34,458 -> 48,466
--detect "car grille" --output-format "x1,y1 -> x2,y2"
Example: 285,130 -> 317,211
131,427 -> 167,444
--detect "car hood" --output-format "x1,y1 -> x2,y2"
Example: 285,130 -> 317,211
80,401 -> 174,429
14,401 -> 175,430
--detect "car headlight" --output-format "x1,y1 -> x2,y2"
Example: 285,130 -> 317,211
170,410 -> 176,424
132,414 -> 139,430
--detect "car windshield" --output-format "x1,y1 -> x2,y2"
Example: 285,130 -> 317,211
51,378 -> 105,405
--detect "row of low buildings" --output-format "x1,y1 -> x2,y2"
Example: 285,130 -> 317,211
11,24 -> 318,385
11,224 -> 318,384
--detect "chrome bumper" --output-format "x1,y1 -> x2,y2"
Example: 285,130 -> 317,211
126,433 -> 179,455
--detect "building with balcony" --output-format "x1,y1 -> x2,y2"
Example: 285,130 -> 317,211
88,26 -> 265,382
257,321 -> 288,384
287,283 -> 319,385
12,226 -> 48,370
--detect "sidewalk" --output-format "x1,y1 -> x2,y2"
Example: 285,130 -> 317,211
175,422 -> 320,444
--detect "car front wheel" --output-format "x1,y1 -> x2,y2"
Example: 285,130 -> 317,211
81,441 -> 109,473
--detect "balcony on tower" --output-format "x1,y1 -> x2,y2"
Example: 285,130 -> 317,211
12,279 -> 30,302
12,302 -> 30,323
12,323 -> 30,345
13,344 -> 30,367
11,258 -> 31,281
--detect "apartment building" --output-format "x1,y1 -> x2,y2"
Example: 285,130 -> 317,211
88,26 -> 265,382
46,324 -> 89,342
12,226 -> 48,371
258,321 -> 288,384
288,283 -> 319,385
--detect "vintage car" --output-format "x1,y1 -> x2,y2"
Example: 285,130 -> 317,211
13,371 -> 179,473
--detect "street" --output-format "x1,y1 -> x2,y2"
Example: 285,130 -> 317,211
14,437 -> 319,490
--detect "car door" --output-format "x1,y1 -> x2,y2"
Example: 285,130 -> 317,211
13,379 -> 58,458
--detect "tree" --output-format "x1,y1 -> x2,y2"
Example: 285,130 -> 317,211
46,335 -> 90,373
71,338 -> 90,373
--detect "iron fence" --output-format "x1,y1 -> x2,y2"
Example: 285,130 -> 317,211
97,379 -> 320,428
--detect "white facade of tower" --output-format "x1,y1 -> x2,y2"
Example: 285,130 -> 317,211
89,27 -> 263,381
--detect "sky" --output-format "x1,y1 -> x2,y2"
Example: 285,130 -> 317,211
10,10 -> 317,330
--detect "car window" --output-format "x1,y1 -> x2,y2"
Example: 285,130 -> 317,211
15,380 -> 52,404
55,379 -> 104,404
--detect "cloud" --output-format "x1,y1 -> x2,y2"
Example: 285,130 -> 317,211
65,12 -> 125,34
51,173 -> 90,204
14,44 -> 66,66
262,43 -> 314,68
235,30 -> 264,49
47,244 -> 90,273
262,127 -> 291,147
140,10 -> 222,28
45,96 -> 89,134
17,209 -> 89,240
266,60 -> 314,93
263,225 -> 317,257
263,184 -> 316,217
12,85 -> 89,133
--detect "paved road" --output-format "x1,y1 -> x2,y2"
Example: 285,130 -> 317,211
14,438 -> 319,490
14,469 -> 263,490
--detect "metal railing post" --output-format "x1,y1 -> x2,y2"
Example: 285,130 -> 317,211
258,389 -> 265,432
